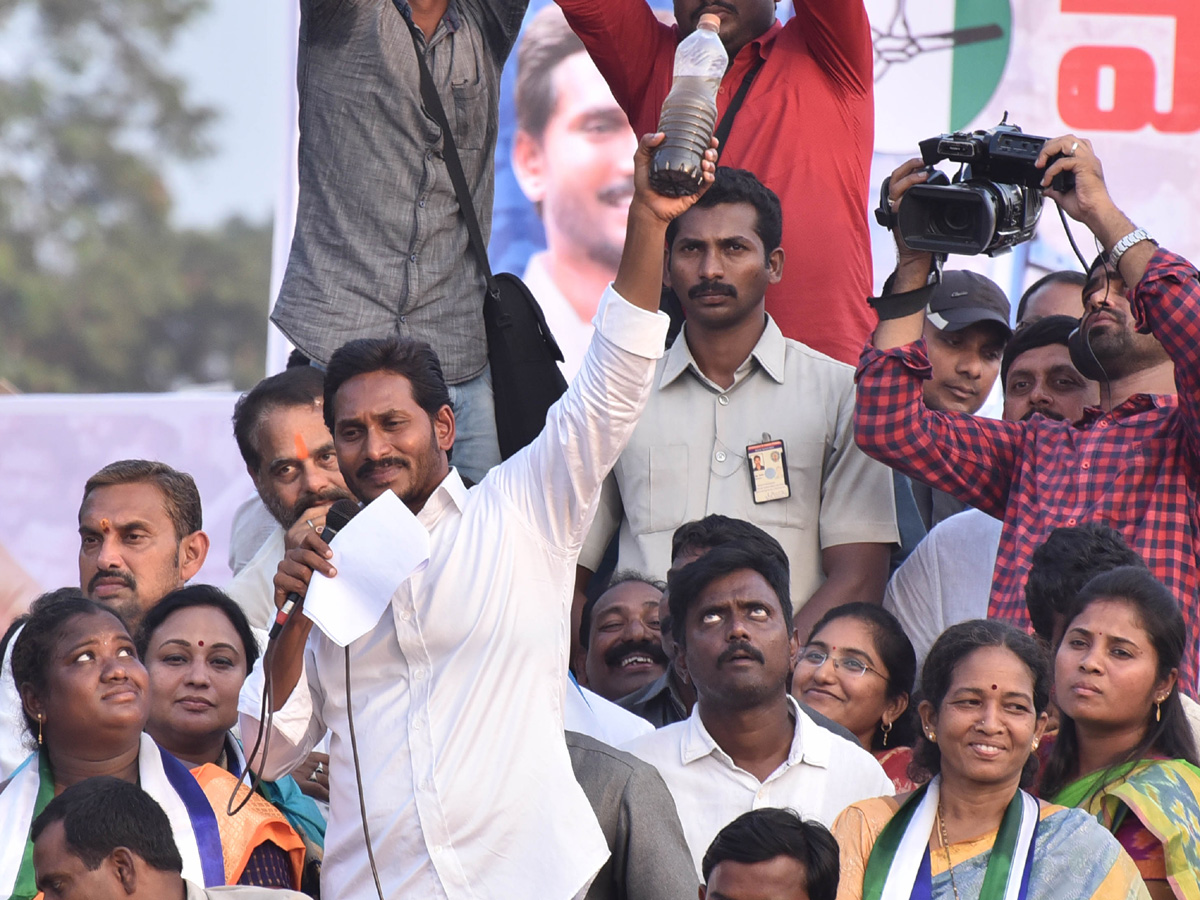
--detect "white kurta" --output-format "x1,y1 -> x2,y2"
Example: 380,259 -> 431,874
240,286 -> 669,899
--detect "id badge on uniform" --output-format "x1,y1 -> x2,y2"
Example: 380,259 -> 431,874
746,439 -> 790,503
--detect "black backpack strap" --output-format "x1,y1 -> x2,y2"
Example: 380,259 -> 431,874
399,7 -> 499,299
713,56 -> 765,152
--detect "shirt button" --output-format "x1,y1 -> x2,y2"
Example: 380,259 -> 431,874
410,253 -> 418,263
413,718 -> 424,731
715,450 -> 727,462
425,150 -> 434,160
1081,461 -> 1090,469
1067,517 -> 1077,526
400,610 -> 412,622
419,199 -> 426,208
718,395 -> 729,406
421,777 -> 433,791
415,668 -> 426,681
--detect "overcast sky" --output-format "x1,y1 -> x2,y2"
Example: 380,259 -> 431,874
163,0 -> 292,228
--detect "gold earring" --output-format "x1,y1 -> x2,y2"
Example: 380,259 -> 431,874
1032,738 -> 1039,751
1156,699 -> 1163,722
37,714 -> 43,747
880,720 -> 892,747
927,731 -> 936,743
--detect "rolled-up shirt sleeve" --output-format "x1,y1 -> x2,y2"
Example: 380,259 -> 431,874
238,644 -> 327,781
854,340 -> 1025,519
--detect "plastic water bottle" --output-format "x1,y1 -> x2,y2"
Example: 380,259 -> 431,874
650,13 -> 728,197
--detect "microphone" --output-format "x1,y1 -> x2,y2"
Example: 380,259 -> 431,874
269,498 -> 360,641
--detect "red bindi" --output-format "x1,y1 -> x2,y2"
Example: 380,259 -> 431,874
198,640 -> 204,647
991,684 -> 998,690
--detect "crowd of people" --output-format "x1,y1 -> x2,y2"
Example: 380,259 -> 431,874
7,0 -> 1200,898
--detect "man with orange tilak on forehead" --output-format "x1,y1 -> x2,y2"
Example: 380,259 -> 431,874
226,366 -> 355,634
0,459 -> 211,778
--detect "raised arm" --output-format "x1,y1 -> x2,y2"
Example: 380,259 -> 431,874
854,158 -> 1025,517
488,135 -> 717,552
1040,135 -> 1200,462
792,0 -> 874,95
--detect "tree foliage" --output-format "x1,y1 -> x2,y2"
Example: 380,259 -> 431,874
0,0 -> 271,392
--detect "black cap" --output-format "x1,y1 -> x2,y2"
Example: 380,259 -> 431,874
927,270 -> 1012,337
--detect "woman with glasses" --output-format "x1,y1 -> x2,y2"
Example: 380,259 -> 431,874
794,603 -> 920,790
832,620 -> 1148,900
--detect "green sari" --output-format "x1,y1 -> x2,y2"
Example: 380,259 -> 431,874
1050,758 -> 1200,900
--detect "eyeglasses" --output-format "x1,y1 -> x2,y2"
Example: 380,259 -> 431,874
797,649 -> 885,679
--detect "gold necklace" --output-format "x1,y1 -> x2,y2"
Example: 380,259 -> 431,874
936,800 -> 963,900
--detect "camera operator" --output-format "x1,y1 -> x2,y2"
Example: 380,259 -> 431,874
854,137 -> 1200,697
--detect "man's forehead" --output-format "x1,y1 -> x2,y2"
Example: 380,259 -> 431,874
697,568 -> 778,603
334,369 -> 419,417
258,403 -> 331,450
80,481 -> 171,525
673,203 -> 760,244
595,581 -> 662,617
1009,342 -> 1073,373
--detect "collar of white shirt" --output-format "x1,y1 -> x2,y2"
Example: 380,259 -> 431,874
660,313 -> 788,390
680,694 -> 831,773
418,466 -> 469,528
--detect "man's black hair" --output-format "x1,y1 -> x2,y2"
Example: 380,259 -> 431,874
322,336 -> 452,435
578,570 -> 666,650
31,777 -> 183,873
665,167 -> 783,262
670,515 -> 789,570
1024,524 -> 1145,642
667,543 -> 790,648
999,314 -> 1081,393
1015,270 -> 1086,323
232,365 -> 327,472
701,808 -> 839,900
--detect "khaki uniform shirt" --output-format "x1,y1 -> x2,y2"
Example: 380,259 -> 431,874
581,316 -> 898,607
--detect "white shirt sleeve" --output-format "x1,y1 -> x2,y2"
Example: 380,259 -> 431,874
237,641 -> 327,780
486,285 -> 669,555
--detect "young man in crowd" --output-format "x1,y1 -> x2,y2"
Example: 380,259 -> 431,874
857,136 -> 1200,692
701,809 -> 839,900
578,168 -> 897,644
242,136 -> 717,899
622,542 -> 892,874
556,0 -> 876,365
884,314 -> 1099,670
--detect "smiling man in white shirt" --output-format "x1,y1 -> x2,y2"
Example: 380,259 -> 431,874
239,136 -> 716,900
622,541 -> 893,875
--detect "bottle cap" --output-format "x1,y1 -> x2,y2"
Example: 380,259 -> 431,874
698,13 -> 721,31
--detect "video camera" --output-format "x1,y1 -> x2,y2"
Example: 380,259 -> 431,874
884,116 -> 1074,257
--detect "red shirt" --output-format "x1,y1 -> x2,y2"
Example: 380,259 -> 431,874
854,248 -> 1200,693
557,0 -> 876,365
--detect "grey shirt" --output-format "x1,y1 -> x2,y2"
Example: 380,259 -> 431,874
272,0 -> 528,379
566,731 -> 699,900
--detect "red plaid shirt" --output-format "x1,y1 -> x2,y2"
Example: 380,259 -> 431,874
855,248 -> 1200,693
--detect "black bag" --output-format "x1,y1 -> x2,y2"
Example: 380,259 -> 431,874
404,15 -> 567,460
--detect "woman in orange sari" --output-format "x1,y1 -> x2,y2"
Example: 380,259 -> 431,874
137,585 -> 315,890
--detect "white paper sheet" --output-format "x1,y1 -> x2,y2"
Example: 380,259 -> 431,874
302,490 -> 430,646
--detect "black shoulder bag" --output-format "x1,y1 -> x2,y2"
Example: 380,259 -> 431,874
403,17 -> 567,460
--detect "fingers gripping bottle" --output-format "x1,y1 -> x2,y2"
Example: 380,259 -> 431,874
650,13 -> 728,197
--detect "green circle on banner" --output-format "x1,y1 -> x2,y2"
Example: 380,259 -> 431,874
950,0 -> 1013,131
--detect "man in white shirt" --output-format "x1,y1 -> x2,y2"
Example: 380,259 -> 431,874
225,366 -> 354,631
622,540 -> 893,875
240,136 -> 716,900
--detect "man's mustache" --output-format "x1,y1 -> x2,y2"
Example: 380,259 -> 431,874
717,641 -> 765,666
355,457 -> 408,480
604,639 -> 670,668
1020,407 -> 1067,422
689,281 -> 737,300
88,569 -> 136,593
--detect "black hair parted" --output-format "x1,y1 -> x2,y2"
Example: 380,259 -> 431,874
910,620 -> 1050,788
135,584 -> 259,675
701,808 -> 839,900
322,336 -> 452,434
805,602 -> 919,751
11,589 -> 131,747
31,776 -> 184,874
667,543 -> 790,648
666,167 -> 783,262
1040,567 -> 1199,798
